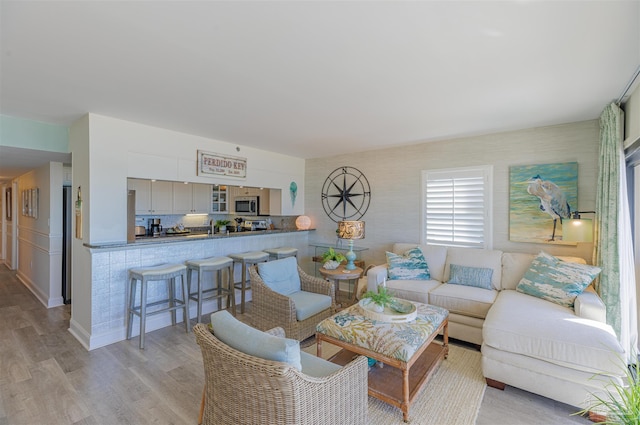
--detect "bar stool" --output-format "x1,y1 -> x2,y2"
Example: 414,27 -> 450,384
229,251 -> 269,314
127,263 -> 189,349
264,247 -> 298,260
186,256 -> 235,323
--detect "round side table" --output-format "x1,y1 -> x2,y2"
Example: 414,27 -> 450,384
319,265 -> 363,307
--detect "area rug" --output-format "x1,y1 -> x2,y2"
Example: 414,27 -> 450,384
302,343 -> 486,425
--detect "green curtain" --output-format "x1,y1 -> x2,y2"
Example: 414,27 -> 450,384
594,102 -> 637,360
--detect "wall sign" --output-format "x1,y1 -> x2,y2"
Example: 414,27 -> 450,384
197,150 -> 247,178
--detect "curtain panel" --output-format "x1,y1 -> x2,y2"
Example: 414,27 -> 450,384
594,102 -> 638,361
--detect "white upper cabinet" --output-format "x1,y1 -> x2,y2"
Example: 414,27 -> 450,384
172,182 -> 212,214
129,178 -> 173,215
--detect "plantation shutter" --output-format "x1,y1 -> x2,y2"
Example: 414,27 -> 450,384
423,167 -> 491,249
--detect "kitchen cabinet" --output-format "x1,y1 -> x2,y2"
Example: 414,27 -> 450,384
173,183 -> 212,214
212,185 -> 228,213
229,186 -> 270,214
128,178 -> 173,215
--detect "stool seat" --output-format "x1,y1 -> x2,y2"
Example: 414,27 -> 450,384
186,256 -> 235,323
127,263 -> 189,349
130,263 -> 187,277
229,251 -> 269,314
186,257 -> 234,269
229,251 -> 270,262
264,247 -> 298,259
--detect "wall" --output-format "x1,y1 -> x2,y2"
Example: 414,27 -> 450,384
0,115 -> 69,152
305,120 -> 599,267
14,162 -> 64,307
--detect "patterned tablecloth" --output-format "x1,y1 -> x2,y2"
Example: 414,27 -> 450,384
316,301 -> 448,362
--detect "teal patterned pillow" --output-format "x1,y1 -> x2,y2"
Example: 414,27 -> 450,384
386,247 -> 431,280
516,251 -> 601,308
447,264 -> 494,290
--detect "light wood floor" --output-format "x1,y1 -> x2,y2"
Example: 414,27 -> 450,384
0,265 -> 592,424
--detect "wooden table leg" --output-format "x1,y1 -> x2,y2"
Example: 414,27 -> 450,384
316,336 -> 323,358
402,368 -> 410,422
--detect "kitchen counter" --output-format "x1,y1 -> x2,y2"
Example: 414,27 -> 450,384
83,228 -> 314,249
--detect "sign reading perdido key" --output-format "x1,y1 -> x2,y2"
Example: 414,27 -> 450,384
197,150 -> 247,178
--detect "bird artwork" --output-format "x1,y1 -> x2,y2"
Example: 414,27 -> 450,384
526,174 -> 571,241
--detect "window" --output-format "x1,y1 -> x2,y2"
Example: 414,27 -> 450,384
422,166 -> 493,249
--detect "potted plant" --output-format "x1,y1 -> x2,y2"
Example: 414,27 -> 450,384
215,219 -> 230,233
321,247 -> 346,270
575,355 -> 640,424
361,286 -> 394,313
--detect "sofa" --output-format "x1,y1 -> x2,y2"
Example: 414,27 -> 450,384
367,243 -> 626,411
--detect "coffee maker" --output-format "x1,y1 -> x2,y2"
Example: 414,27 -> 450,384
148,218 -> 162,237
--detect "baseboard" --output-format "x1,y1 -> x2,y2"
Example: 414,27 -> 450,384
68,318 -> 91,350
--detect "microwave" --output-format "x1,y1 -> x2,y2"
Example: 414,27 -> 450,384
235,196 -> 259,216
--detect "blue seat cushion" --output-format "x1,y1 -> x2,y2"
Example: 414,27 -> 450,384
258,257 -> 301,295
299,351 -> 341,377
210,310 -> 301,371
288,291 -> 332,321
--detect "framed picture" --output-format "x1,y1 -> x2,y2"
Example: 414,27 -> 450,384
22,190 -> 28,216
31,188 -> 38,219
509,162 -> 578,244
5,188 -> 11,221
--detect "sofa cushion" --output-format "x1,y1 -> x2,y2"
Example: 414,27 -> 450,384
428,284 -> 497,319
447,264 -> 494,290
516,251 -> 600,308
258,257 -> 301,296
443,247 -> 503,290
386,247 -> 430,280
483,290 -> 623,375
210,310 -> 302,371
288,291 -> 332,321
384,279 -> 441,304
393,243 -> 448,282
501,252 -> 536,290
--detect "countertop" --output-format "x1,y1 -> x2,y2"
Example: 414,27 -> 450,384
84,228 -> 314,249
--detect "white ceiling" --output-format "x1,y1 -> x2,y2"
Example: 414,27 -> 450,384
1,1 -> 639,176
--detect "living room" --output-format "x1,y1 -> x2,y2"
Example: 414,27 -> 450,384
1,1 -> 639,424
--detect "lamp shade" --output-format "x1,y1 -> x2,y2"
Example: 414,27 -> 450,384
562,218 -> 593,243
338,221 -> 365,240
295,215 -> 311,230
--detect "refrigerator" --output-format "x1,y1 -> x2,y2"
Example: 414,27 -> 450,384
62,186 -> 72,304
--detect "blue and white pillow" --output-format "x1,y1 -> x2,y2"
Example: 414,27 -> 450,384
386,247 -> 431,280
447,264 -> 494,290
516,251 -> 601,308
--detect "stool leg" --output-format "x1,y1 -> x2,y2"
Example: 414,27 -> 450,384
197,270 -> 203,323
139,279 -> 147,349
126,277 -> 136,340
169,277 -> 177,326
187,267 -> 194,324
181,272 -> 190,333
227,265 -> 236,316
216,269 -> 222,312
240,261 -> 247,314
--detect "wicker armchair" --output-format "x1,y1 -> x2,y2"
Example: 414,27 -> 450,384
193,323 -> 368,425
249,264 -> 336,341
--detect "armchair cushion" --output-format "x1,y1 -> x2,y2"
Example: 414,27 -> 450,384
258,257 -> 301,295
300,351 -> 342,377
210,310 -> 302,371
288,291 -> 333,321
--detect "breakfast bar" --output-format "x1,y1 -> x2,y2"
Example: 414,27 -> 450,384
71,228 -> 314,350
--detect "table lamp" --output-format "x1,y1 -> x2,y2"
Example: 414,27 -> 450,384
338,220 -> 365,270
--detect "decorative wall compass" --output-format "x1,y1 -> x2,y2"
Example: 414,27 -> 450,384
321,166 -> 371,222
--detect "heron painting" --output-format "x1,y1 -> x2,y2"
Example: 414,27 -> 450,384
509,162 -> 578,244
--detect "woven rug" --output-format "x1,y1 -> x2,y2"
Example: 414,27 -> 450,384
302,342 -> 486,425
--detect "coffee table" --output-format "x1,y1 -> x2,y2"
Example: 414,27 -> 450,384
316,301 -> 449,422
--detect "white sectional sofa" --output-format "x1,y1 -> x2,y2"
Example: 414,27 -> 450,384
366,243 -> 626,411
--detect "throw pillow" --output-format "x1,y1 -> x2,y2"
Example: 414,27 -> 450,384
447,264 -> 494,290
516,251 -> 601,308
257,256 -> 301,295
210,310 -> 302,371
386,247 -> 431,280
